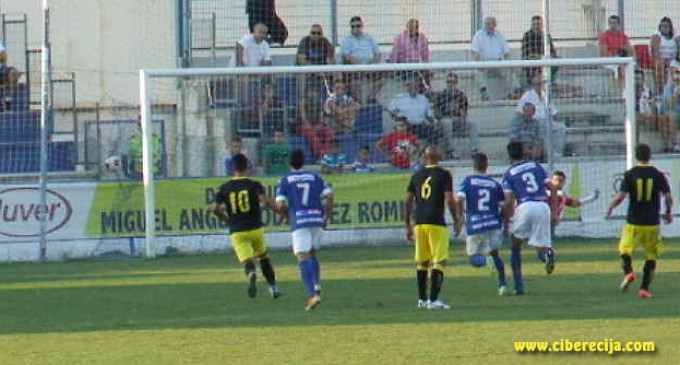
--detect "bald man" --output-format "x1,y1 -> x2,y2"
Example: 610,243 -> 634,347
405,146 -> 462,309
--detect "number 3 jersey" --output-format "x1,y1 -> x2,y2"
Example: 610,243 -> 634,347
407,165 -> 453,226
215,177 -> 265,233
620,164 -> 670,226
501,161 -> 549,205
457,175 -> 505,235
276,171 -> 333,230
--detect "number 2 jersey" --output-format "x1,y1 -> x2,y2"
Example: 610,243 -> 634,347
214,177 -> 264,233
620,164 -> 670,226
407,165 -> 453,226
501,161 -> 549,205
457,174 -> 505,235
276,171 -> 333,230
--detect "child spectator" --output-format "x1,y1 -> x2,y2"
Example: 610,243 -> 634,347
263,131 -> 291,175
376,117 -> 420,169
321,139 -> 347,174
225,137 -> 252,176
350,145 -> 375,172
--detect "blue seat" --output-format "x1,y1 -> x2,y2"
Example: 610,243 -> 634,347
355,105 -> 383,134
0,141 -> 75,173
276,77 -> 298,107
0,111 -> 41,143
337,133 -> 385,164
48,141 -> 76,171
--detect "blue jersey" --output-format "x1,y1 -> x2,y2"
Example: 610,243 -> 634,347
457,175 -> 504,235
276,171 -> 333,230
501,161 -> 549,205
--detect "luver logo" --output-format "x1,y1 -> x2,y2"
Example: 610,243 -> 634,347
0,187 -> 73,237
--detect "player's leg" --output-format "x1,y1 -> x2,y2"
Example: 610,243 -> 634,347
427,225 -> 450,309
466,233 -> 487,268
230,231 -> 258,298
618,224 -> 637,292
526,202 -> 554,274
251,228 -> 281,297
292,228 -> 320,309
488,230 -> 507,295
308,227 -> 323,297
639,225 -> 664,298
509,235 -> 525,294
414,224 -> 432,308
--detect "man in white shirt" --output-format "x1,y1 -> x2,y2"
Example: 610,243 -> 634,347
470,17 -> 514,100
389,80 -> 438,145
516,73 -> 567,156
237,23 -> 272,67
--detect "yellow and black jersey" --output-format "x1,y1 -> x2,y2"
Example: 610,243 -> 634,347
407,165 -> 453,226
620,164 -> 670,226
215,177 -> 265,233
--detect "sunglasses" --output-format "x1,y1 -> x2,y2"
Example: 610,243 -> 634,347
351,24 -> 362,29
311,31 -> 322,35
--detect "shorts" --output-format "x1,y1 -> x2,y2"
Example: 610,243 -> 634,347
466,229 -> 503,256
619,224 -> 665,260
230,227 -> 266,262
414,224 -> 450,263
292,226 -> 323,254
511,201 -> 551,248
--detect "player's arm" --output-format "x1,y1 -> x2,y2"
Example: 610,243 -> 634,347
606,192 -> 627,218
211,201 -> 229,223
663,192 -> 674,224
322,183 -> 334,227
502,191 -> 515,226
404,192 -> 415,242
446,191 -> 462,235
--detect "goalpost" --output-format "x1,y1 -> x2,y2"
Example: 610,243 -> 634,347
139,57 -> 636,259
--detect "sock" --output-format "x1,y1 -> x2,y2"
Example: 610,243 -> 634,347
511,246 -> 523,291
244,260 -> 256,278
309,256 -> 321,290
298,260 -> 315,297
259,257 -> 276,286
641,260 -> 656,291
537,250 -> 547,263
492,255 -> 506,286
416,270 -> 428,301
621,254 -> 633,275
429,269 -> 444,302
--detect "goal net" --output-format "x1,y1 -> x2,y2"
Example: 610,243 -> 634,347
131,57 -> 641,258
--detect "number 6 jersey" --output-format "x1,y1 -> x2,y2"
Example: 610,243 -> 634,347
407,165 -> 453,226
215,177 -> 265,233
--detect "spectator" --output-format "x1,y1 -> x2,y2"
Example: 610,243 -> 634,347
516,73 -> 567,156
245,0 -> 288,45
430,72 -> 478,158
350,145 -> 375,172
297,24 -> 335,65
376,117 -> 420,169
299,87 -> 336,159
237,23 -> 272,67
341,16 -> 383,102
637,70 -> 678,153
388,79 -> 438,145
263,131 -> 291,175
321,139 -> 347,174
659,63 -> 680,152
599,15 -> 635,82
324,81 -> 360,134
128,117 -> 163,179
651,17 -> 680,94
225,137 -> 253,176
259,82 -> 284,139
470,17 -> 513,100
0,38 -> 19,110
521,15 -> 559,88
390,18 -> 431,92
510,103 -> 545,161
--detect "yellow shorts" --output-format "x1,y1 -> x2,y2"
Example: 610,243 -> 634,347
230,227 -> 266,262
414,224 -> 450,264
619,224 -> 665,260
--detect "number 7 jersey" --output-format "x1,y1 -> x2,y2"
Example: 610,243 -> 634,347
407,165 -> 453,226
276,171 -> 333,230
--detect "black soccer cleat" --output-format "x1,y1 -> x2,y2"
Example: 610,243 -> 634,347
545,249 -> 555,275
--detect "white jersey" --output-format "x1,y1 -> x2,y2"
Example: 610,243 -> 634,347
652,33 -> 678,61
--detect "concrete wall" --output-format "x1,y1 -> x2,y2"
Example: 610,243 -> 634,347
2,0 -> 177,106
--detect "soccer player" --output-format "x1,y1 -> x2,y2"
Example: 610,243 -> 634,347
455,153 -> 508,295
276,149 -> 334,310
404,146 -> 462,309
211,154 -> 282,299
502,142 -> 555,295
548,171 -> 599,233
606,144 -> 673,299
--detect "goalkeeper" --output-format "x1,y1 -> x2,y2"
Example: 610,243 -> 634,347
548,170 -> 599,228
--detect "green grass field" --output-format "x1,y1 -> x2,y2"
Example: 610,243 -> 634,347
2,239 -> 680,365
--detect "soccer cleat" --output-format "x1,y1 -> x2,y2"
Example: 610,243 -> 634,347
486,256 -> 496,276
545,249 -> 555,275
247,272 -> 257,298
269,286 -> 283,299
417,299 -> 430,308
427,300 -> 451,309
498,285 -> 508,296
314,284 -> 322,298
304,295 -> 322,311
638,289 -> 652,299
620,273 -> 636,292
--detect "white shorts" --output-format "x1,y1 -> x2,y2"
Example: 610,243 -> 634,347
466,229 -> 503,256
511,201 -> 551,248
291,227 -> 323,254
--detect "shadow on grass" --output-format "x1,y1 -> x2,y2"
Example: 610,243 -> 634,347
2,269 -> 680,335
